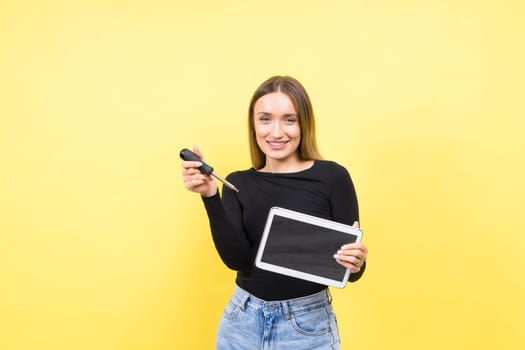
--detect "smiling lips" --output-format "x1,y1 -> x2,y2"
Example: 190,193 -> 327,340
267,141 -> 289,150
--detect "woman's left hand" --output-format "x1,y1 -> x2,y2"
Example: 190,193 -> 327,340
333,221 -> 368,273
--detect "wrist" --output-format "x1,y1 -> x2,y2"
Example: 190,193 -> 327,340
201,187 -> 218,198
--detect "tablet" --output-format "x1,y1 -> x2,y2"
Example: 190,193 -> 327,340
255,207 -> 363,288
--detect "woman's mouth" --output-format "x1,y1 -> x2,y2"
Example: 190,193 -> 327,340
266,141 -> 288,150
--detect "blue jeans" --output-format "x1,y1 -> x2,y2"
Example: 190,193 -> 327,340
216,285 -> 341,350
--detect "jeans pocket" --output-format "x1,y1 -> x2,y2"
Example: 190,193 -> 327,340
290,306 -> 332,336
223,299 -> 241,320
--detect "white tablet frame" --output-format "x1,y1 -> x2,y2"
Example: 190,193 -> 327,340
255,207 -> 363,288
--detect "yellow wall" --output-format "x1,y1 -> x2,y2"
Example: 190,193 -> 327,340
1,1 -> 524,349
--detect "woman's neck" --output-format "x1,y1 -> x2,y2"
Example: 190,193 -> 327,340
259,159 -> 314,173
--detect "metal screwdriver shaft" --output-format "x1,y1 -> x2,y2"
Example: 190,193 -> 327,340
180,148 -> 240,192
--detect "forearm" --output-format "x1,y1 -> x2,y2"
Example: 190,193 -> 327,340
202,193 -> 252,270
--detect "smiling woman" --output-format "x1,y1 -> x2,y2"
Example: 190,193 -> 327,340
253,92 -> 306,172
2,1 -> 524,349
181,75 -> 368,349
248,76 -> 322,171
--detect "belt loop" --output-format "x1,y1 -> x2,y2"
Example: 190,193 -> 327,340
282,301 -> 291,320
238,291 -> 249,311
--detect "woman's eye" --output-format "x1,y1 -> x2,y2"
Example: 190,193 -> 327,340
259,116 -> 270,122
285,118 -> 297,124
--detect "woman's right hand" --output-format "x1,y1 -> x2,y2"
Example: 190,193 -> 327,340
181,145 -> 218,197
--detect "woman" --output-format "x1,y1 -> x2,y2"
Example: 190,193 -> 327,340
182,75 -> 368,349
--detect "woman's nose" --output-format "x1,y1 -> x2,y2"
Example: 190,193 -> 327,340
271,121 -> 283,138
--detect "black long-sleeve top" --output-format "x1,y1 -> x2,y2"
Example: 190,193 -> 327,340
202,160 -> 365,300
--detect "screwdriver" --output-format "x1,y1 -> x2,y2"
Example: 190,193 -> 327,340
180,148 -> 240,192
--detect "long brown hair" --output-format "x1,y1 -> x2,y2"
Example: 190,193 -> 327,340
248,76 -> 322,169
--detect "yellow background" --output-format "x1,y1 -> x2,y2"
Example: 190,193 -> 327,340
1,1 -> 524,349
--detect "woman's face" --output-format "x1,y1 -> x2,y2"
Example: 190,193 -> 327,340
253,92 -> 301,167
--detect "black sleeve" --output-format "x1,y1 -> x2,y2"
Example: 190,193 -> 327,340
329,165 -> 359,225
329,164 -> 366,282
348,261 -> 366,282
201,187 -> 251,271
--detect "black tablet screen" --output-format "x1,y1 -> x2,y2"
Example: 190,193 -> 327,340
260,215 -> 358,281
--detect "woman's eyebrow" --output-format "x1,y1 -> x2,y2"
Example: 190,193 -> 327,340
256,112 -> 297,117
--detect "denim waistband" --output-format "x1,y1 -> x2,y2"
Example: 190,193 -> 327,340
231,285 -> 332,319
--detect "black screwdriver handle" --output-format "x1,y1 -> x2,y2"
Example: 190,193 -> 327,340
180,148 -> 214,175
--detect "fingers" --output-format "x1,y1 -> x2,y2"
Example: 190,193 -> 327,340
181,161 -> 203,180
334,253 -> 364,273
181,147 -> 216,195
181,146 -> 204,175
333,249 -> 365,265
334,258 -> 362,273
182,166 -> 211,187
183,172 -> 212,188
340,242 -> 368,254
182,160 -> 203,170
182,170 -> 217,196
182,144 -> 204,170
192,144 -> 203,159
334,241 -> 368,273
333,252 -> 362,265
